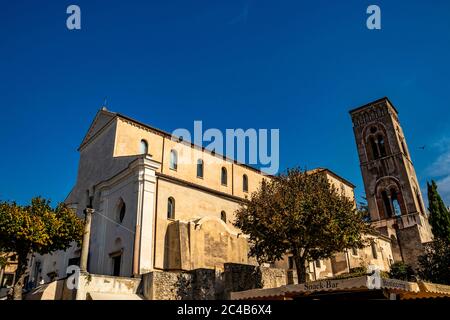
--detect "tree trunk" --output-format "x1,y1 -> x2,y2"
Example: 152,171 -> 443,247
293,255 -> 307,284
11,251 -> 29,300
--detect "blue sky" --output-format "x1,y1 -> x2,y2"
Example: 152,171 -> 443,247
1,0 -> 449,205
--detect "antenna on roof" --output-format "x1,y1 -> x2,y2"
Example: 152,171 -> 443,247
101,97 -> 108,111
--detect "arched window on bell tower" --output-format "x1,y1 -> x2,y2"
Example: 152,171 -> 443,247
390,189 -> 402,216
365,126 -> 390,161
377,135 -> 386,157
381,190 -> 393,218
369,136 -> 379,159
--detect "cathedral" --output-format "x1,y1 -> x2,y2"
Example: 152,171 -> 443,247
24,97 -> 434,299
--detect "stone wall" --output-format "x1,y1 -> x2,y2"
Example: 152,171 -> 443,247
76,273 -> 141,300
396,225 -> 424,269
142,263 -> 289,300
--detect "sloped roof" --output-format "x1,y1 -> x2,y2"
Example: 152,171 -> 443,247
78,108 -> 116,150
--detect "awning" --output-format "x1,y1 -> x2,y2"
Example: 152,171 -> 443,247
231,287 -> 285,300
87,292 -> 144,300
401,281 -> 450,300
231,276 -> 420,300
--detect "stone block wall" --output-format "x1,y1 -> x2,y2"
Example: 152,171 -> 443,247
396,225 -> 424,269
142,263 -> 289,300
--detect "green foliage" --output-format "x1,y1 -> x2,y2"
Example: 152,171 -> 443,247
331,270 -> 389,281
0,197 -> 84,254
388,261 -> 415,281
418,239 -> 450,285
427,181 -> 450,242
234,167 -> 372,283
349,266 -> 366,274
0,197 -> 84,299
0,255 -> 8,269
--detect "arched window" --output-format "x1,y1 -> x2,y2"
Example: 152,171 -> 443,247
243,174 -> 248,192
366,126 -> 390,160
170,150 -> 178,170
196,159 -> 204,178
117,199 -> 126,223
390,189 -> 401,216
377,135 -> 386,157
220,211 -> 227,223
167,197 -> 175,219
140,139 -> 148,154
369,136 -> 379,159
381,190 -> 393,217
371,242 -> 378,259
221,167 -> 227,186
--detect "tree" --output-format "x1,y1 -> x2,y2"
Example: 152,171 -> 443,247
427,180 -> 450,242
388,261 -> 415,281
0,197 -> 84,300
234,168 -> 372,283
0,255 -> 8,269
418,239 -> 450,285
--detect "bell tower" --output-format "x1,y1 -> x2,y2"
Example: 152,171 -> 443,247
350,97 -> 433,268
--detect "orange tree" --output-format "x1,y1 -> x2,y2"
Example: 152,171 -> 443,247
234,168 -> 372,283
0,197 -> 84,299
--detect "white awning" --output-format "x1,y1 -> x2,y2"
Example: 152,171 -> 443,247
231,276 -> 420,300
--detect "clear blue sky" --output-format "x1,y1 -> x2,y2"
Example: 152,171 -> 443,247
1,0 -> 450,205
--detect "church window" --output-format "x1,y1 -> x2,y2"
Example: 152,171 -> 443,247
140,139 -> 148,154
390,189 -> 401,216
243,174 -> 248,192
167,197 -> 175,219
221,211 -> 227,223
221,167 -> 227,186
170,150 -> 178,170
371,242 -> 378,259
117,199 -> 126,223
369,136 -> 379,159
381,190 -> 393,217
196,159 -> 204,178
315,260 -> 321,268
377,135 -> 386,157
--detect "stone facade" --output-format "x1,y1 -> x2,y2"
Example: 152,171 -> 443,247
350,97 -> 433,269
273,232 -> 394,281
142,263 -> 289,300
